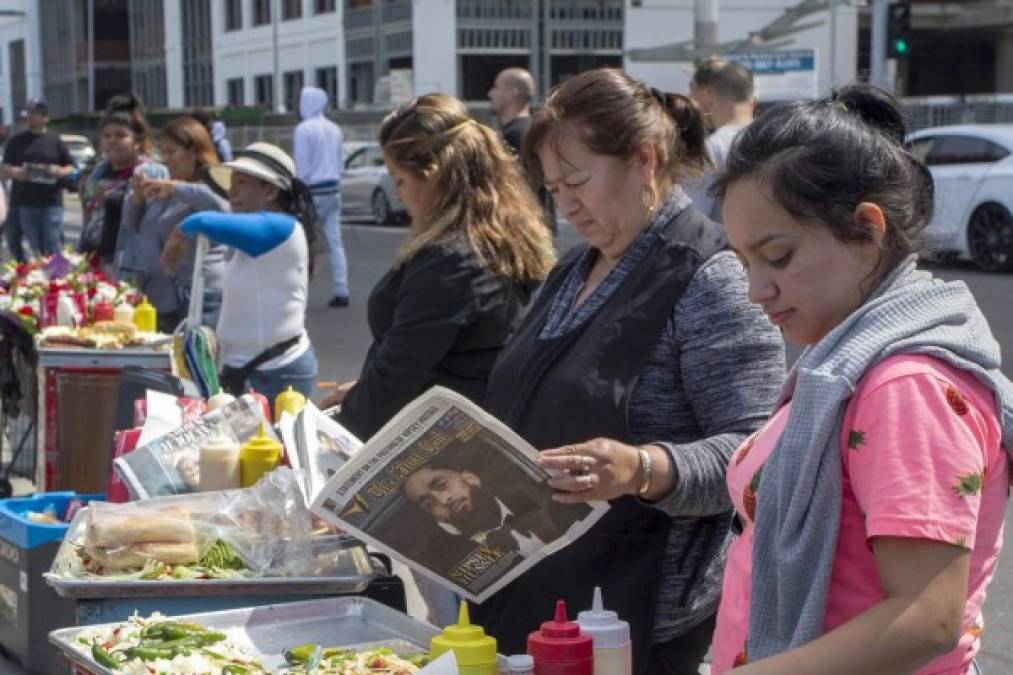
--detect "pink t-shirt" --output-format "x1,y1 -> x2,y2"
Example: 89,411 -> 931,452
711,355 -> 1009,674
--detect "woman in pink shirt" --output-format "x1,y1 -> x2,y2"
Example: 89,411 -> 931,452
709,84 -> 1013,674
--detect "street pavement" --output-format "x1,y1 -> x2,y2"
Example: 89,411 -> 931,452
2,197 -> 1011,672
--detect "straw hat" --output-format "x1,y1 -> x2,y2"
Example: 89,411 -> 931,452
206,142 -> 295,195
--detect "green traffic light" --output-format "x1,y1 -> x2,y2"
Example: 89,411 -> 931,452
895,38 -> 908,54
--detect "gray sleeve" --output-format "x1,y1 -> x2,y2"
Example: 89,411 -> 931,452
649,251 -> 786,517
174,182 -> 229,213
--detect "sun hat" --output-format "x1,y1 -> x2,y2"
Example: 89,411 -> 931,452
206,142 -> 295,194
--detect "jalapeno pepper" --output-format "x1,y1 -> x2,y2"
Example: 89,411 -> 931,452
91,643 -> 119,669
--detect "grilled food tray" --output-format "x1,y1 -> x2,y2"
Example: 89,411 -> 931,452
49,595 -> 440,674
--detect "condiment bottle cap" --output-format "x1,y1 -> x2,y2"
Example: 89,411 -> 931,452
430,602 -> 497,666
527,600 -> 593,663
576,587 -> 631,649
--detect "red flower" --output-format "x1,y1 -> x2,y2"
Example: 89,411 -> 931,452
87,287 -> 98,298
17,305 -> 34,316
94,270 -> 108,282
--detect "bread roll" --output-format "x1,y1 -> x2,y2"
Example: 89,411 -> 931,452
88,511 -> 195,548
88,541 -> 200,571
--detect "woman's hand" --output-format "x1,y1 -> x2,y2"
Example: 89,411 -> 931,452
129,173 -> 149,205
145,179 -> 179,201
160,227 -> 191,276
319,380 -> 357,409
539,438 -> 647,503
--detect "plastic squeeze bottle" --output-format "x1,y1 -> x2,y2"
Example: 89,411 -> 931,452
430,602 -> 498,675
239,424 -> 281,487
199,428 -> 241,492
133,295 -> 157,332
528,601 -> 594,675
274,385 -> 306,422
576,588 -> 631,675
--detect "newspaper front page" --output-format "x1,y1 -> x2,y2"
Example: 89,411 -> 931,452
311,386 -> 609,603
114,394 -> 274,499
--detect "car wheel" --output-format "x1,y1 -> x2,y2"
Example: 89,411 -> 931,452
967,203 -> 1013,272
371,189 -> 393,225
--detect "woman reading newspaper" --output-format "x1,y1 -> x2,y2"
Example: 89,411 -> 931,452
475,68 -> 786,675
318,92 -> 555,622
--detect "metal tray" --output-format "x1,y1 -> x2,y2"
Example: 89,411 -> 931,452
45,536 -> 377,598
49,596 -> 439,675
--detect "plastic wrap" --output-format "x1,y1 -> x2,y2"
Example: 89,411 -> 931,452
49,468 -> 316,580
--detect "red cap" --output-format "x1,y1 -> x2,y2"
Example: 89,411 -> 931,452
527,601 -> 594,664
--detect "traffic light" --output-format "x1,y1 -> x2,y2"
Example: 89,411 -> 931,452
887,0 -> 912,58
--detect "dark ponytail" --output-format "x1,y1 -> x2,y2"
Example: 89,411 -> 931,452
651,88 -> 711,174
713,82 -> 934,277
278,178 -> 321,277
100,92 -> 152,154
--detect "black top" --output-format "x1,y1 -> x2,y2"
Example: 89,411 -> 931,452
2,130 -> 72,207
500,116 -> 531,157
338,241 -> 536,440
475,205 -> 728,672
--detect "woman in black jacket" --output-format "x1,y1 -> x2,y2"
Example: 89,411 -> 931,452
322,93 -> 555,443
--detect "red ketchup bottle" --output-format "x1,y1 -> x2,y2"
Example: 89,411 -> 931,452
528,600 -> 594,675
92,299 -> 115,323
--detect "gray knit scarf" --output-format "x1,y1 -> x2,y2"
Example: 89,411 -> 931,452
748,255 -> 1013,660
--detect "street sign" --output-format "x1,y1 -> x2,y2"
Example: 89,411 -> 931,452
726,49 -> 818,101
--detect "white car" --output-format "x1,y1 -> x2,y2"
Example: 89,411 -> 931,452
907,125 -> 1013,271
340,142 -> 407,225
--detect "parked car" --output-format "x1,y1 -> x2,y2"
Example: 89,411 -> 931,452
60,134 -> 96,193
341,142 -> 407,225
907,125 -> 1013,271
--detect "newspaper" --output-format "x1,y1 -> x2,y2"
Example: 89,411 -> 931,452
311,386 -> 609,603
285,402 -> 363,502
114,394 -> 275,499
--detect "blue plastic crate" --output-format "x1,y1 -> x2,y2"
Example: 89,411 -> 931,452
0,492 -> 105,550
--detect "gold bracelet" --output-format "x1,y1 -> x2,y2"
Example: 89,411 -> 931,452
637,446 -> 653,497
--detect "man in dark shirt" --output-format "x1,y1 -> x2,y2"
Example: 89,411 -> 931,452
488,67 -> 556,234
488,68 -> 534,156
0,98 -> 74,259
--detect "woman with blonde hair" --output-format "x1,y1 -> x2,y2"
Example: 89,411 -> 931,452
324,91 -> 555,442
118,115 -> 229,330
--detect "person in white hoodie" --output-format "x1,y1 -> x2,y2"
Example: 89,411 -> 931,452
294,86 -> 349,307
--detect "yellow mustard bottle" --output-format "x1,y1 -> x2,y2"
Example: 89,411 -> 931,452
133,295 -> 157,332
430,602 -> 498,675
239,424 -> 281,488
274,385 -> 307,422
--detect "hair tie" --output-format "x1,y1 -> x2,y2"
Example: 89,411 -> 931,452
649,87 -> 667,108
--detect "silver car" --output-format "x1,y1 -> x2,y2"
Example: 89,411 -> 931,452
341,142 -> 407,225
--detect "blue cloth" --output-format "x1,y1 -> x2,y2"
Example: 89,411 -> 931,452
749,255 -> 1013,660
19,205 -> 63,256
313,191 -> 348,297
181,211 -> 295,258
240,344 -> 318,406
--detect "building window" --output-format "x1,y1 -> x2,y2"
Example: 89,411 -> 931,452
284,70 -> 305,113
253,0 -> 271,26
227,77 -> 245,106
225,0 -> 242,30
314,0 -> 336,13
255,74 -> 274,108
283,0 -> 302,20
315,66 -> 338,108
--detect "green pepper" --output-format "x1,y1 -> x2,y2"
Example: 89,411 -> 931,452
124,645 -> 174,661
222,665 -> 249,674
285,643 -> 323,664
91,643 -> 120,668
321,647 -> 353,660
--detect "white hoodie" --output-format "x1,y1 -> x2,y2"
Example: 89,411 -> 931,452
294,86 -> 344,187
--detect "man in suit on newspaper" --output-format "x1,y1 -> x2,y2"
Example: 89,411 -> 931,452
402,455 -> 585,557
